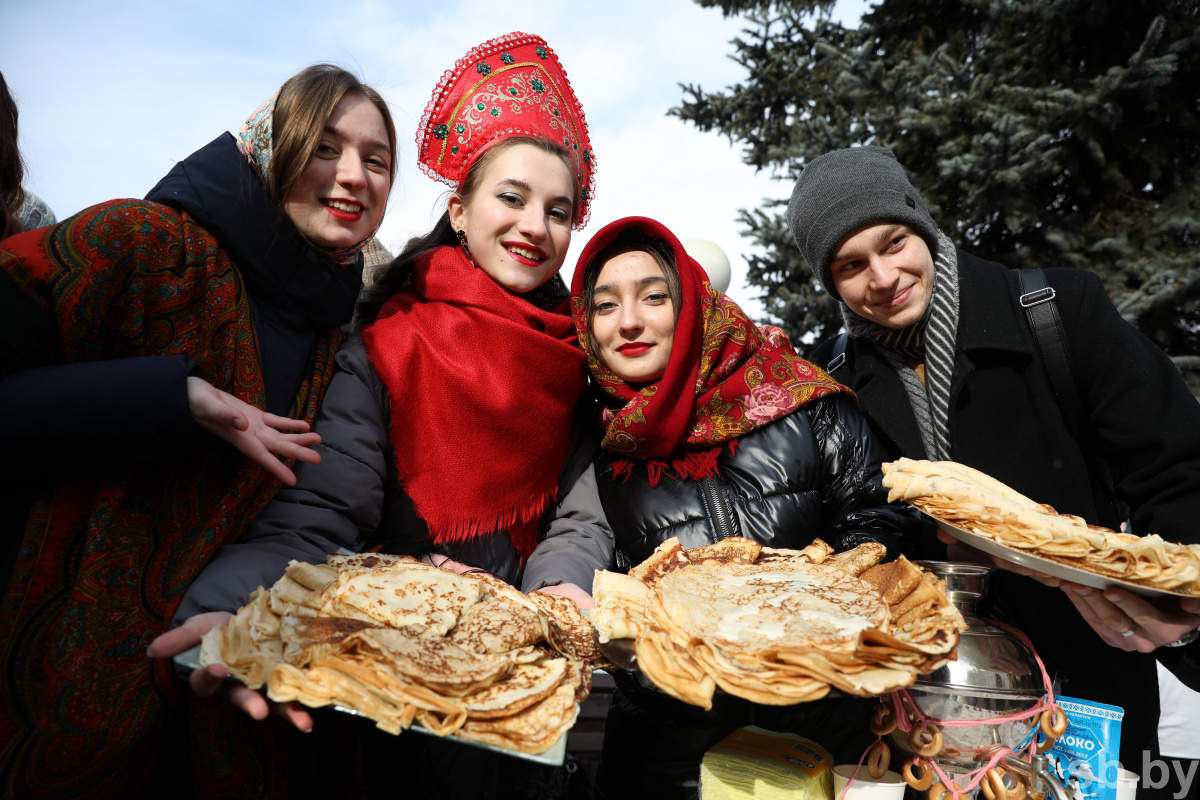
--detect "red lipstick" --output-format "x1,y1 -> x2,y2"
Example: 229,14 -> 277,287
617,342 -> 653,356
323,199 -> 365,221
502,241 -> 547,266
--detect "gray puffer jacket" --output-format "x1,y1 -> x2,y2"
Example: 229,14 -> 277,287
176,334 -> 609,621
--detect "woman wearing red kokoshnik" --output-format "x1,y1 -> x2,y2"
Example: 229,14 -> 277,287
156,32 -> 609,797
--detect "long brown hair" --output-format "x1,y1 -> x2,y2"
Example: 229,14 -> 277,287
353,136 -> 577,328
1,72 -> 26,240
270,64 -> 397,206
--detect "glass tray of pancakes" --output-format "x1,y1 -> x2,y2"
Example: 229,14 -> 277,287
173,644 -> 567,766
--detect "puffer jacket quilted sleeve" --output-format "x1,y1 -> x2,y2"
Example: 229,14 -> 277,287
807,394 -> 916,558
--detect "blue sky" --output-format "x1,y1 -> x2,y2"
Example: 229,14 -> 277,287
3,0 -> 867,318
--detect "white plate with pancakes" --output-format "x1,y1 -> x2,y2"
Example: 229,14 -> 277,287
173,644 -> 568,766
928,513 -> 1193,599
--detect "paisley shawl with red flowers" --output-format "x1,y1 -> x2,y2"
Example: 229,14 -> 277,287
570,216 -> 850,485
0,201 -> 342,799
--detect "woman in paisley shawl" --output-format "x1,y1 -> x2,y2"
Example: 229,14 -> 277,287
518,216 -> 920,800
0,65 -> 396,799
155,31 -> 606,798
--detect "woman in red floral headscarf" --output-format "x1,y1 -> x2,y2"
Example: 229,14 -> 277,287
520,216 -> 920,800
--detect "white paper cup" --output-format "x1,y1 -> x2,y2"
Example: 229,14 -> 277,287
1116,769 -> 1138,800
832,764 -> 906,800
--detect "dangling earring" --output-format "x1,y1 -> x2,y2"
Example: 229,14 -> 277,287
455,228 -> 475,266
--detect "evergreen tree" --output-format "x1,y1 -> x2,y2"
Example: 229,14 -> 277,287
675,0 -> 1200,383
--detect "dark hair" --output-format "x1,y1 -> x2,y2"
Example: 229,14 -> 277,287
353,136 -> 577,327
271,64 -> 397,206
1,72 -> 26,240
580,230 -> 682,352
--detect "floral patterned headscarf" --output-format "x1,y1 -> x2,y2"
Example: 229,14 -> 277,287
237,91 -> 385,268
571,217 -> 850,483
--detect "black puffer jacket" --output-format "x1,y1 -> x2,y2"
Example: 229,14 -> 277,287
523,394 -> 917,593
598,394 -> 914,568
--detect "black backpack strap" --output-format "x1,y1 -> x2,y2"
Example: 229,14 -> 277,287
1018,269 -> 1083,437
827,332 -> 850,375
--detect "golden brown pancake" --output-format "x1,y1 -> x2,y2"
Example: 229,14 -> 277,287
822,542 -> 888,577
591,541 -> 965,709
279,615 -> 380,667
686,537 -> 763,567
205,556 -> 596,755
882,458 -> 1200,594
628,537 -> 692,587
448,592 -> 544,655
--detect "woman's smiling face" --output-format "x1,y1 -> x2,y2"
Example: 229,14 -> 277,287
448,142 -> 575,294
282,91 -> 392,250
589,250 -> 676,384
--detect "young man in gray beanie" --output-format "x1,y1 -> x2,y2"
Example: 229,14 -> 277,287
794,146 -> 1200,796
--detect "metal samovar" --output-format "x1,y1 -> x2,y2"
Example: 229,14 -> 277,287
888,563 -> 1047,780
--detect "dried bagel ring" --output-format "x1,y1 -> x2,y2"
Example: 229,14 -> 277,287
867,740 -> 892,779
1036,732 -> 1059,754
909,720 -> 944,758
870,705 -> 898,736
981,768 -> 1028,800
1041,705 -> 1068,738
902,757 -> 934,791
929,780 -> 965,800
981,770 -> 1004,800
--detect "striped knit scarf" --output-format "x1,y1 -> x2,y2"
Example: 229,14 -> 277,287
843,231 -> 959,460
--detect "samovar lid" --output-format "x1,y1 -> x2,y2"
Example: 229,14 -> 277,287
916,561 -> 1046,696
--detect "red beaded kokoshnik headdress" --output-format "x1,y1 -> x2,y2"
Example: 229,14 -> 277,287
417,31 -> 596,229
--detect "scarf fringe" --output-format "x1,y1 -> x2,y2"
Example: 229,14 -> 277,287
424,489 -> 556,558
612,443 -> 738,488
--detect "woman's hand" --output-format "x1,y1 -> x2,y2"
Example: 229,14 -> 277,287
536,583 -> 595,610
147,611 -> 314,731
419,553 -> 493,578
187,377 -> 322,485
1060,583 -> 1200,652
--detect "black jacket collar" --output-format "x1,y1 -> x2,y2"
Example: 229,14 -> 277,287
144,133 -> 362,331
953,250 -> 1036,357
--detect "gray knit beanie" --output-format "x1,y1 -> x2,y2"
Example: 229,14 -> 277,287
785,146 -> 939,301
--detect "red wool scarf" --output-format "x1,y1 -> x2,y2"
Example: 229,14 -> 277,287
570,217 -> 850,486
361,245 -> 587,557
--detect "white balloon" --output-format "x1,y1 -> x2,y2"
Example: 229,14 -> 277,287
681,238 -> 732,293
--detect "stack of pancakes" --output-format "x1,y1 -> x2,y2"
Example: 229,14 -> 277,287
882,458 -> 1200,595
202,554 -> 602,754
591,537 -> 964,709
